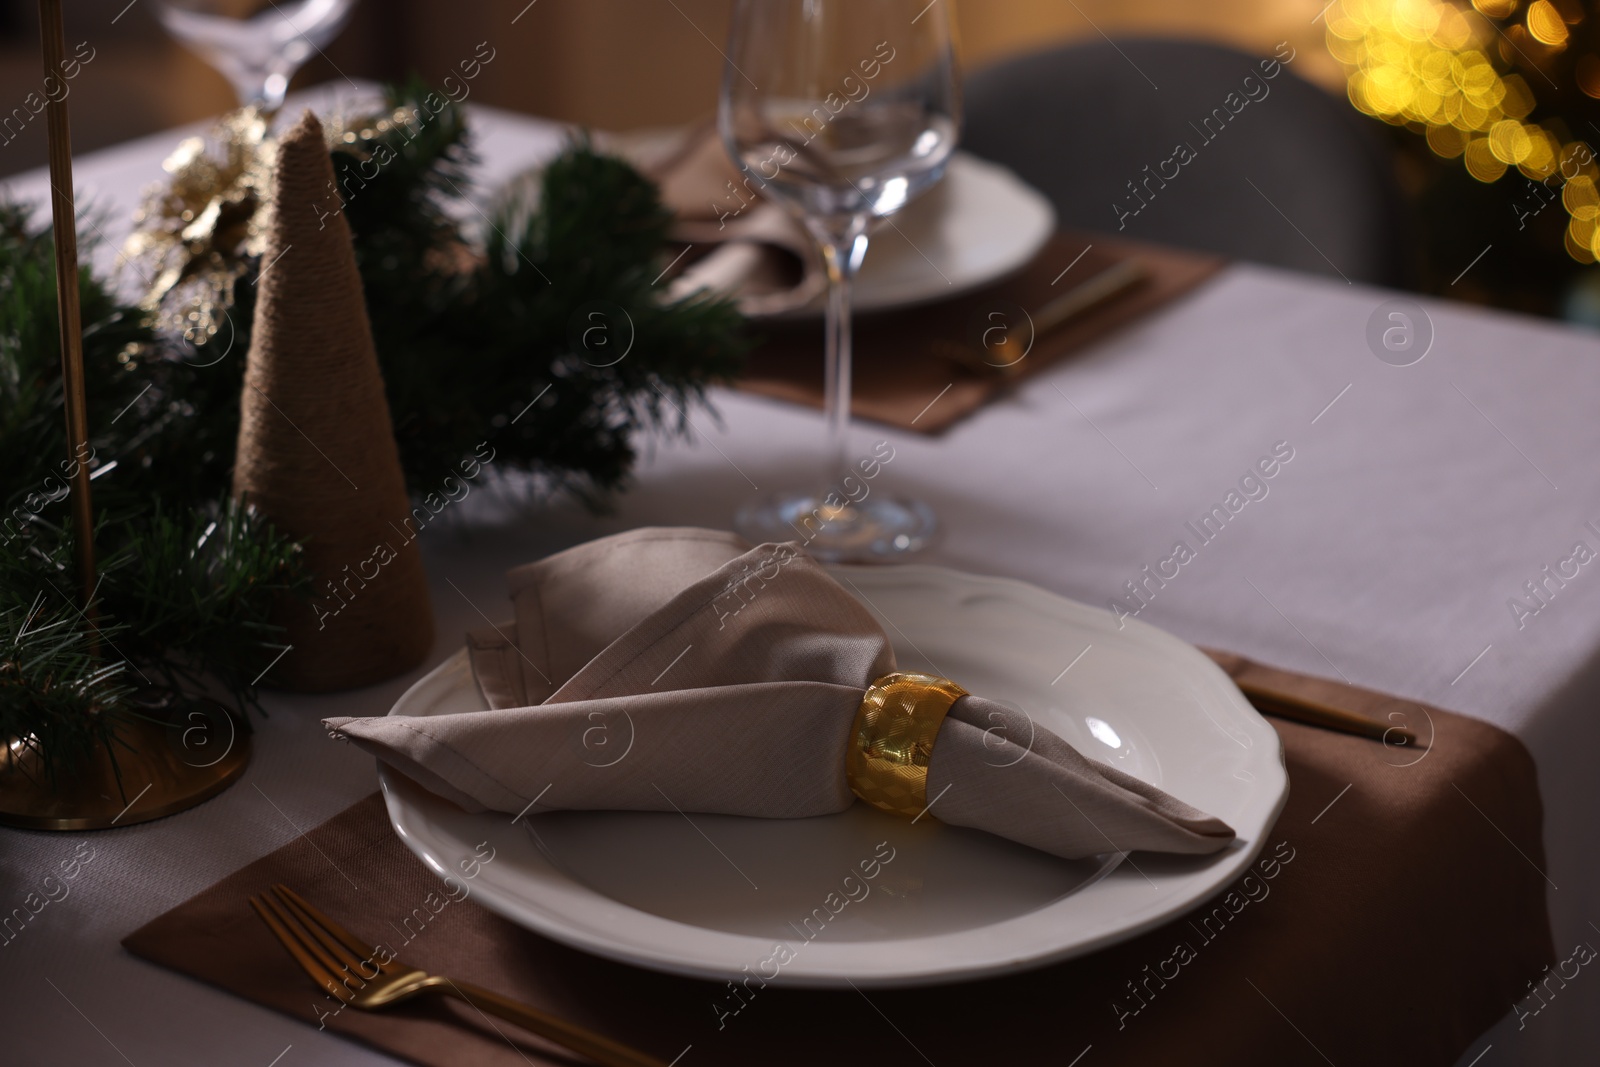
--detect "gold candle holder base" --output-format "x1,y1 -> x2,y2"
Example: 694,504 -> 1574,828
0,703 -> 251,831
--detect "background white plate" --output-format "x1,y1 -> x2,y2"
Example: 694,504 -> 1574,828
380,564 -> 1287,987
759,153 -> 1057,319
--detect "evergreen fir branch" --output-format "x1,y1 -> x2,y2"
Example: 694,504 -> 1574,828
3,78 -> 749,781
0,543 -> 137,790
94,499 -> 306,711
1,202 -> 303,780
332,83 -> 749,500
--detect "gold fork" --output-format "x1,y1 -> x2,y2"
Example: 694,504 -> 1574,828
249,884 -> 668,1067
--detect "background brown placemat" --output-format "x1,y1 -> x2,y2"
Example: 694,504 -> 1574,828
125,652 -> 1552,1067
737,232 -> 1224,434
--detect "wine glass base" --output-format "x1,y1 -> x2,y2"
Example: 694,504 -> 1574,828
735,493 -> 938,563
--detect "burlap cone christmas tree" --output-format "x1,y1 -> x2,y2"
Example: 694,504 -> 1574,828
233,110 -> 434,691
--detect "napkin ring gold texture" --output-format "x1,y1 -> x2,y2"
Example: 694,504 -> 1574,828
847,671 -> 969,818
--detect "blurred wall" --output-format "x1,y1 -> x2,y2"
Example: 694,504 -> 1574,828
394,0 -> 1342,129
0,0 -> 396,176
0,0 -> 1340,177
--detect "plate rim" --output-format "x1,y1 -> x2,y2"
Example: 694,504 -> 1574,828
744,152 -> 1058,321
379,561 -> 1288,987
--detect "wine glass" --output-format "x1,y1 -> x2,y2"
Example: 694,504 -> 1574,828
153,0 -> 359,112
720,0 -> 960,562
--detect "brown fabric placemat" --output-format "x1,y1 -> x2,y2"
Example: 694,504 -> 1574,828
737,231 -> 1224,434
125,652 -> 1552,1067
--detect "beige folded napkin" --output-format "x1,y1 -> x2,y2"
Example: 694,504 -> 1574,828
643,125 -> 827,317
325,528 -> 1234,859
491,123 -> 823,317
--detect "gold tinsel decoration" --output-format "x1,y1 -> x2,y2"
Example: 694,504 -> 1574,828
122,106 -> 274,348
122,101 -> 430,349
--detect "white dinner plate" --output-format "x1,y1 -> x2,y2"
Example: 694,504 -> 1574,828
379,564 -> 1287,987
781,152 -> 1057,319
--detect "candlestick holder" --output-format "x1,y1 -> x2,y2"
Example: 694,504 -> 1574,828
0,0 -> 252,831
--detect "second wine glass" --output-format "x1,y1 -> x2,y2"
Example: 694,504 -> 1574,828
720,0 -> 960,562
155,0 -> 358,112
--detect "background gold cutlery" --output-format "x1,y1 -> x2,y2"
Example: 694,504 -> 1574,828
935,259 -> 1149,377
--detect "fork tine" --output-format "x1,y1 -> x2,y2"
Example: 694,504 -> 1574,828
258,890 -> 362,989
249,894 -> 351,1003
272,883 -> 389,970
269,885 -> 376,979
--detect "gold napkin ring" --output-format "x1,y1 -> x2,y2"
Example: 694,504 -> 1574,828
846,671 -> 968,819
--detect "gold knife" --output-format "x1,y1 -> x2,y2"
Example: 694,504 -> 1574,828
1236,679 -> 1420,746
934,259 -> 1149,377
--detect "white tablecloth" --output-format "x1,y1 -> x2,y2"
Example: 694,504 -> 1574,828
4,96 -> 1597,1066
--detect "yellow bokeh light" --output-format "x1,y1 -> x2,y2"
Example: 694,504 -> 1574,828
1564,176 -> 1600,218
1435,6 -> 1474,47
1526,1 -> 1569,45
1427,123 -> 1470,156
1570,212 -> 1597,246
1327,0 -> 1600,263
1500,74 -> 1536,118
1566,225 -> 1596,263
1519,128 -> 1558,177
1489,119 -> 1533,162
1394,0 -> 1444,39
1465,136 -> 1510,180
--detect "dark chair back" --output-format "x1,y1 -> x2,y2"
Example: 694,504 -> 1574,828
962,38 -> 1411,286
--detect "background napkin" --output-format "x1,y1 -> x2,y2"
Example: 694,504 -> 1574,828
645,125 -> 827,318
326,527 -> 1234,859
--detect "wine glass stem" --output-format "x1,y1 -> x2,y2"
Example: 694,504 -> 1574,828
226,67 -> 288,112
818,228 -> 868,491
